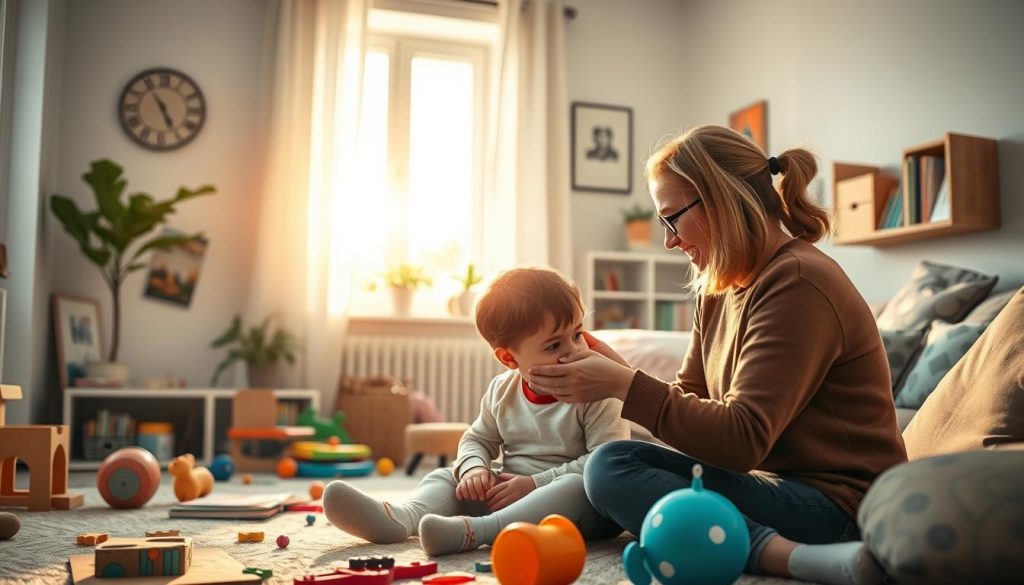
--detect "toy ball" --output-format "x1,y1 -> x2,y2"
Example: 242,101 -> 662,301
276,534 -> 290,548
492,514 -> 585,585
327,435 -> 341,446
309,481 -> 325,500
276,457 -> 298,479
623,464 -> 749,585
209,454 -> 235,481
242,474 -> 253,485
376,457 -> 395,476
306,514 -> 316,526
96,447 -> 162,509
0,512 -> 21,540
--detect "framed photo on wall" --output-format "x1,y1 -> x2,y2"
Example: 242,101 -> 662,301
143,229 -> 208,308
53,294 -> 104,389
729,100 -> 768,152
572,102 -> 633,194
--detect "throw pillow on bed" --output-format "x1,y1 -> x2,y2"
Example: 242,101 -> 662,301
894,321 -> 987,408
876,261 -> 996,332
879,328 -> 927,393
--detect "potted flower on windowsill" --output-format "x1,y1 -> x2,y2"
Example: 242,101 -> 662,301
383,264 -> 431,317
448,263 -> 483,317
209,314 -> 299,388
622,203 -> 655,250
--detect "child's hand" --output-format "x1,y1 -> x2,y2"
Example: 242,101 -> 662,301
456,467 -> 496,501
485,473 -> 536,511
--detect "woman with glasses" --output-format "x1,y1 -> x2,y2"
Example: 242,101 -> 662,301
528,125 -> 906,585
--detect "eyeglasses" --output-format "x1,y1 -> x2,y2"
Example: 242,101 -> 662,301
657,199 -> 703,237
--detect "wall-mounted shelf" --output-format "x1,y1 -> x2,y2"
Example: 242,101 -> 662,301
585,251 -> 693,331
833,132 -> 999,246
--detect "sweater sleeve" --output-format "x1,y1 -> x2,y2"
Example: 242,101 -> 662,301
672,300 -> 709,399
621,273 -> 845,472
452,378 -> 503,480
529,398 -> 630,487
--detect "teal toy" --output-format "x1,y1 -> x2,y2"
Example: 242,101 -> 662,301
623,464 -> 749,585
296,459 -> 375,478
209,454 -> 234,481
298,407 -> 354,444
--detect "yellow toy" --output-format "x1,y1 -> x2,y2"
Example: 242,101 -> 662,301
237,531 -> 264,543
376,457 -> 395,476
77,532 -> 109,546
168,454 -> 213,502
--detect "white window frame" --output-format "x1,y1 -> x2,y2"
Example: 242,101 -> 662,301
0,0 -> 17,246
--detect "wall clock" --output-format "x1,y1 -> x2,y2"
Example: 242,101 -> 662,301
118,67 -> 206,151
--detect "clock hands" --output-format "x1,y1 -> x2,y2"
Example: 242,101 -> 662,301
152,92 -> 175,129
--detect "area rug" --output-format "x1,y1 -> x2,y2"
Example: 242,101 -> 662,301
0,473 -> 800,584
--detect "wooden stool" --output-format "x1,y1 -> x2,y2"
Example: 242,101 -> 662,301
403,422 -> 469,475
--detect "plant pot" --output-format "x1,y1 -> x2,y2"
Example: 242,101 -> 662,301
390,286 -> 413,316
85,361 -> 130,385
626,219 -> 653,250
447,290 -> 475,317
247,363 -> 287,388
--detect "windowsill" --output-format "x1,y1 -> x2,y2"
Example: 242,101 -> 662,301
347,314 -> 477,337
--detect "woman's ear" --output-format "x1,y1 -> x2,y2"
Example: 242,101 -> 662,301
494,347 -> 518,369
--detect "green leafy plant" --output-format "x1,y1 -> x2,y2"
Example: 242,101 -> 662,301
383,263 -> 432,290
209,314 -> 299,386
452,263 -> 482,292
621,203 -> 655,223
50,159 -> 215,361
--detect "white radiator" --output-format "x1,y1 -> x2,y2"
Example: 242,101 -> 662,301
339,335 -> 504,423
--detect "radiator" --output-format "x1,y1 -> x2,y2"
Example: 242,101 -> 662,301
339,335 -> 504,423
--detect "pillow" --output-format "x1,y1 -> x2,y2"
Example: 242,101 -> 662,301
593,328 -> 691,382
879,328 -> 926,393
902,286 -> 1024,459
893,322 -> 987,408
876,261 -> 997,332
961,288 -> 1017,324
858,450 -> 1024,585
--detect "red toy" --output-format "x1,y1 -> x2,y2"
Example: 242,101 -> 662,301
96,447 -> 161,509
293,559 -> 438,585
422,573 -> 475,584
277,534 -> 290,548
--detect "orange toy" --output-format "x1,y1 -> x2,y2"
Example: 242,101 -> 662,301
309,480 -> 325,500
276,456 -> 298,478
168,454 -> 214,502
491,515 -> 586,585
0,385 -> 83,511
376,457 -> 395,476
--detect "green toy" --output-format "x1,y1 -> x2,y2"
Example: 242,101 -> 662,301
298,406 -> 355,444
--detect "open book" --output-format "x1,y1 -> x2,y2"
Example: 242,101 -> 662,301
169,492 -> 294,520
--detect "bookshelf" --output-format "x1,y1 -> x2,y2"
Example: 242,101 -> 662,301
832,132 -> 1000,246
585,251 -> 694,331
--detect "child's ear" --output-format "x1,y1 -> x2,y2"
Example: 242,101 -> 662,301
494,347 -> 518,369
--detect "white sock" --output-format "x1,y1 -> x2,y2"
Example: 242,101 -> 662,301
788,541 -> 884,585
323,480 -> 412,543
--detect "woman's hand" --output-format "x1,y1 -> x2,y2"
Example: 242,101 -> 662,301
456,467 -> 496,501
485,473 -> 536,511
528,332 -> 635,403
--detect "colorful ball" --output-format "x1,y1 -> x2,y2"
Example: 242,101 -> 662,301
276,534 -> 290,548
623,465 -> 748,585
306,514 -> 316,526
276,457 -> 298,479
96,447 -> 161,509
242,474 -> 253,485
376,457 -> 395,476
209,454 -> 235,481
309,481 -> 325,500
327,435 -> 341,446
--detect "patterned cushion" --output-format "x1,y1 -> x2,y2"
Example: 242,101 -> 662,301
879,328 -> 926,392
876,261 -> 996,332
858,450 -> 1024,585
961,289 -> 1017,324
894,322 -> 987,408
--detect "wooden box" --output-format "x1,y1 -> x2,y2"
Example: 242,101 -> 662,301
834,170 -> 895,244
335,377 -> 413,464
94,537 -> 193,578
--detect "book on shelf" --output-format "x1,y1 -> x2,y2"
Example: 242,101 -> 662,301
905,156 -> 919,224
929,174 -> 951,222
918,156 -> 945,224
602,270 -> 620,291
169,492 -> 296,520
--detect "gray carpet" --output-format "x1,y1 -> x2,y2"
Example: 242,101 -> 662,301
0,472 -> 802,584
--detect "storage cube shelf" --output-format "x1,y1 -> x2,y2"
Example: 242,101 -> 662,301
832,132 -> 1000,246
586,251 -> 694,331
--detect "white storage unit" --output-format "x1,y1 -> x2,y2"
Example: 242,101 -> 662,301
585,250 -> 695,331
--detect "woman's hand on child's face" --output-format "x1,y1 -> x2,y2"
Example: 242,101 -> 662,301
456,467 -> 496,501
485,473 -> 536,511
528,344 -> 634,403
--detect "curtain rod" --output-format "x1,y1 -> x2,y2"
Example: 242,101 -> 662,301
457,0 -> 577,20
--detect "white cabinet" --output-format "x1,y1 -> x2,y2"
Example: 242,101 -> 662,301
585,251 -> 695,331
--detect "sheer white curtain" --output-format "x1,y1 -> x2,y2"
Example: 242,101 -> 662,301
248,0 -> 368,407
484,0 -> 572,274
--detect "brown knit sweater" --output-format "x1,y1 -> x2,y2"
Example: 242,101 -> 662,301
621,239 -> 907,519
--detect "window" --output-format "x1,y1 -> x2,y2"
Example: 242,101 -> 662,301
349,25 -> 492,317
0,0 -> 14,246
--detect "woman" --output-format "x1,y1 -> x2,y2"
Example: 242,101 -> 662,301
528,125 -> 906,585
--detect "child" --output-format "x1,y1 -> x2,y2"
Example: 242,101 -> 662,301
324,267 -> 629,555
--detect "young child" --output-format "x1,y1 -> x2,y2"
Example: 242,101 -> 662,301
324,267 -> 629,555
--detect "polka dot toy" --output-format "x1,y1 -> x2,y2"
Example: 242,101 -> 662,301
622,464 -> 748,585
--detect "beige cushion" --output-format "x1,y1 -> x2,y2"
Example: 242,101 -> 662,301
903,287 -> 1024,459
404,422 -> 469,456
894,408 -> 917,431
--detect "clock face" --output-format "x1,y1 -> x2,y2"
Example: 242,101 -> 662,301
118,68 -> 206,151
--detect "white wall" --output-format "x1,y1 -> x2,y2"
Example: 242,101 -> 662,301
48,0 -> 272,395
639,0 -> 1024,300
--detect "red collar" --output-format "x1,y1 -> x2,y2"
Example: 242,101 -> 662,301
522,379 -> 558,405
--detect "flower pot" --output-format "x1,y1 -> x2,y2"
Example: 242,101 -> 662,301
390,286 -> 413,316
85,361 -> 130,385
626,219 -> 653,250
447,290 -> 475,317
247,363 -> 287,388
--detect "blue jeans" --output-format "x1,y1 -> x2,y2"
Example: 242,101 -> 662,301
584,440 -> 859,575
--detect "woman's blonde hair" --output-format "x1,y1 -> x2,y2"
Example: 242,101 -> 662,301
646,125 -> 832,294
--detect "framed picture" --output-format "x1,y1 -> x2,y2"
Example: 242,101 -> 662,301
729,100 -> 768,152
143,229 -> 208,307
53,295 -> 104,389
572,102 -> 633,194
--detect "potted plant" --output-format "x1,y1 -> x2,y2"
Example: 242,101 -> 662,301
622,203 -> 655,250
448,263 -> 483,317
382,263 -> 431,316
50,159 -> 214,383
209,314 -> 299,387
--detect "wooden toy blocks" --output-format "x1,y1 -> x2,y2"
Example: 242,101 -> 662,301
237,531 -> 265,543
94,536 -> 193,578
77,532 -> 109,546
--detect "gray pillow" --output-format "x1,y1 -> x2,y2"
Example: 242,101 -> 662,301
876,261 -> 997,332
894,321 -> 987,408
879,328 -> 926,392
858,450 -> 1024,584
961,289 -> 1017,324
